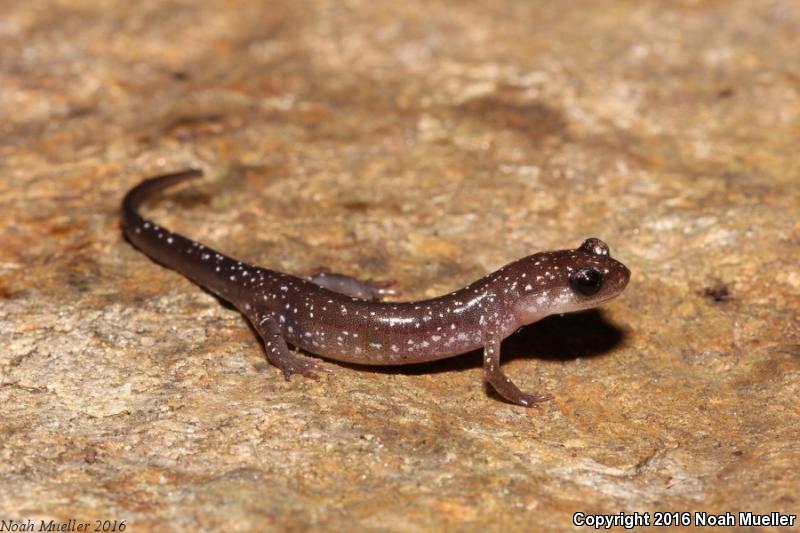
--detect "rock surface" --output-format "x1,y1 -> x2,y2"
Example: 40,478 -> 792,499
1,0 -> 798,531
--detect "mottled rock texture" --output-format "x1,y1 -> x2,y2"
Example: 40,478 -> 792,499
1,0 -> 798,531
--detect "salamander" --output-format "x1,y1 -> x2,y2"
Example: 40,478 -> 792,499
122,169 -> 630,407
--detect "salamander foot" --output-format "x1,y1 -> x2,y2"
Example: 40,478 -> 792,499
483,335 -> 553,408
271,351 -> 329,381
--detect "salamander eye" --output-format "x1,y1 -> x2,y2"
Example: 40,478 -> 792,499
570,267 -> 603,296
579,238 -> 609,256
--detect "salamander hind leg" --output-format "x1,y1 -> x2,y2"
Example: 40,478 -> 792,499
308,270 -> 397,301
251,312 -> 328,381
483,336 -> 553,408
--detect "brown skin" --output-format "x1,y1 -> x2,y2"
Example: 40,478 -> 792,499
122,169 -> 631,407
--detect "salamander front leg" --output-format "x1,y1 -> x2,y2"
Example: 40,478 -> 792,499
251,312 -> 327,381
308,270 -> 397,301
483,335 -> 553,408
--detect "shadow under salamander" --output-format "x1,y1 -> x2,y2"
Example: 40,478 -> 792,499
310,308 -> 627,377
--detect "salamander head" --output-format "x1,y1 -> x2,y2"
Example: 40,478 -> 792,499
510,238 -> 631,324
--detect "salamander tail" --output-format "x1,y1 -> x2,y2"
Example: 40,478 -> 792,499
122,168 -> 203,227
